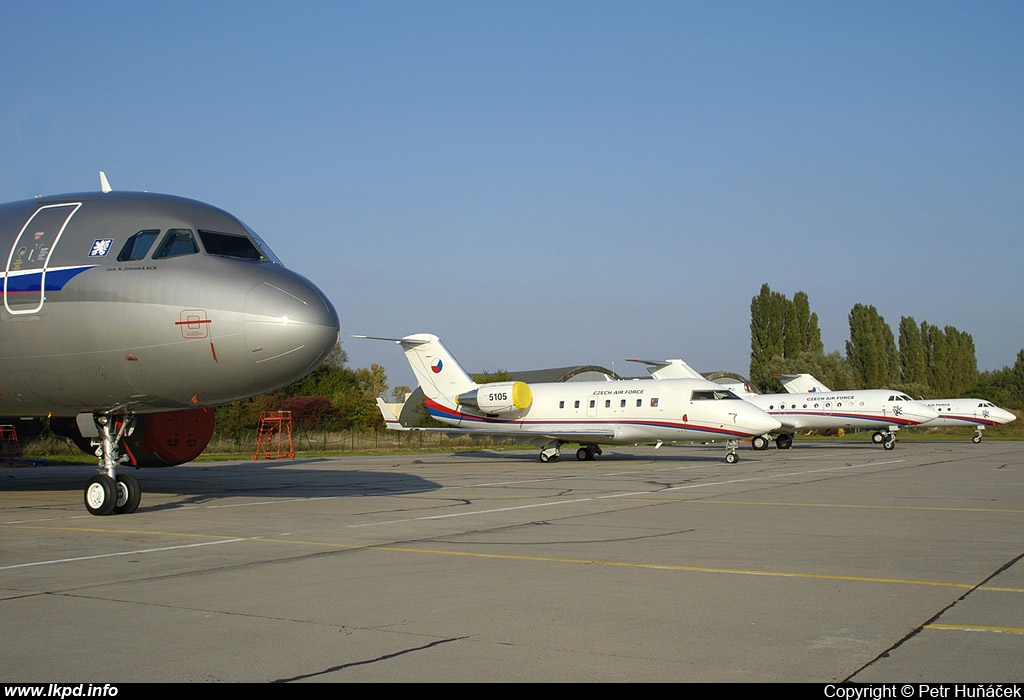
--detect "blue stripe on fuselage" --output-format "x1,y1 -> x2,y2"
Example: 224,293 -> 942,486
1,265 -> 93,293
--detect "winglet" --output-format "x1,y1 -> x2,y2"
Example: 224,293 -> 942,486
99,171 -> 112,193
376,397 -> 409,431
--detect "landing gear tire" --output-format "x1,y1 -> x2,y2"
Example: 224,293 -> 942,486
871,431 -> 884,444
726,452 -> 738,464
883,434 -> 896,450
752,435 -> 769,451
84,474 -> 118,516
775,433 -> 793,450
114,473 -> 141,514
972,434 -> 982,444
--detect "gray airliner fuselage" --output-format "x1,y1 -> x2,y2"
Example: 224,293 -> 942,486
0,188 -> 340,514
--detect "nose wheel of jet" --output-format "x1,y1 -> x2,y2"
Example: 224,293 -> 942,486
725,440 -> 740,464
871,430 -> 898,450
82,414 -> 142,515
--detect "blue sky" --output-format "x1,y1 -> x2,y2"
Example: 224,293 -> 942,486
3,1 -> 1022,391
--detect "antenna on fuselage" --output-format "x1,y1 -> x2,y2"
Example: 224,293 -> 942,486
99,171 -> 112,193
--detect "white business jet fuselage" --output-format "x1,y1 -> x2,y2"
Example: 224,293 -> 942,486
631,360 -> 938,450
779,373 -> 1017,443
360,334 -> 781,463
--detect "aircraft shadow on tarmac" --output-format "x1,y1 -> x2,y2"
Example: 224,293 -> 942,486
0,458 -> 442,513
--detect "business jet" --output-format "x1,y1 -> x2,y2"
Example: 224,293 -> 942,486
779,373 -> 1017,443
0,174 -> 340,514
629,360 -> 938,450
357,333 -> 781,464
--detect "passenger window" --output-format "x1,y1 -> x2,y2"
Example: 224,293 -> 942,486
153,229 -> 199,259
559,401 -> 565,409
117,229 -> 160,261
605,400 -> 611,408
620,400 -> 626,408
574,400 -> 580,408
636,399 -> 642,408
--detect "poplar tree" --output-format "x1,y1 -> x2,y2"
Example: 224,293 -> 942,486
750,284 -> 786,389
846,304 -> 898,387
898,316 -> 927,385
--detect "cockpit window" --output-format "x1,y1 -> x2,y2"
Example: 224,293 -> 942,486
691,389 -> 741,400
117,229 -> 160,261
198,230 -> 269,261
152,229 -> 199,259
240,221 -> 283,264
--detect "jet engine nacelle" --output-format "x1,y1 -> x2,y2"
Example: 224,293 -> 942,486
457,381 -> 533,415
55,409 -> 217,468
123,408 -> 216,467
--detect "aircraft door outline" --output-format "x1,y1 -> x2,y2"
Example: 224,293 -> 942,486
4,202 -> 82,315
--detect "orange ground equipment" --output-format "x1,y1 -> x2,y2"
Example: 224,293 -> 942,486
253,411 -> 295,459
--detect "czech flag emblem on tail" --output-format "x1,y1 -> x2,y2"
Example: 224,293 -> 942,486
431,359 -> 443,374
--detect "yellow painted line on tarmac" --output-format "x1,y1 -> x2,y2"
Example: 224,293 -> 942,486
367,545 -> 1024,592
925,623 -> 1024,635
688,500 -> 1024,515
5,524 -> 1024,596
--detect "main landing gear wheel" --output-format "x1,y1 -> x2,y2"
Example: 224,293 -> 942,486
576,445 -> 602,461
871,431 -> 885,444
775,433 -> 793,450
115,473 -> 141,514
751,435 -> 770,451
84,474 -> 118,516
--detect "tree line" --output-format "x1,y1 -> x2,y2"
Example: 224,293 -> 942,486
749,283 -> 1024,408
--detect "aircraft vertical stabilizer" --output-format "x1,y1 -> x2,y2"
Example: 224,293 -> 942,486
356,333 -> 477,407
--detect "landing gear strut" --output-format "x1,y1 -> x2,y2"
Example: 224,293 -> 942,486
82,413 -> 141,515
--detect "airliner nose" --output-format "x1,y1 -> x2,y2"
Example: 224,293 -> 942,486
243,271 -> 340,384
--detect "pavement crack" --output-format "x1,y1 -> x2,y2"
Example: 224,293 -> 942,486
271,636 -> 469,682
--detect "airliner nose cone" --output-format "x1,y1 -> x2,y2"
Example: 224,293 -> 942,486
243,273 -> 340,382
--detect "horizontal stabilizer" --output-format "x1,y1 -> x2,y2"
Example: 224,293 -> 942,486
376,398 -> 409,431
627,358 -> 704,380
